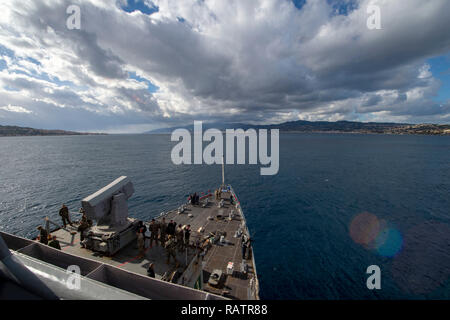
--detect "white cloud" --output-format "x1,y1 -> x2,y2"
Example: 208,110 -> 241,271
0,104 -> 33,114
0,0 -> 449,132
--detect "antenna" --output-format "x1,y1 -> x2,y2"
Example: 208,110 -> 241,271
222,155 -> 225,187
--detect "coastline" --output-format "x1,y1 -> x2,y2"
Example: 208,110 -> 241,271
0,133 -> 107,137
146,130 -> 450,136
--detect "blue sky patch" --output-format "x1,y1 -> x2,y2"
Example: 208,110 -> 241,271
428,55 -> 450,102
26,57 -> 41,66
292,0 -> 358,16
292,0 -> 306,10
10,67 -> 74,88
0,44 -> 15,58
328,0 -> 358,16
120,0 -> 159,15
128,71 -> 159,93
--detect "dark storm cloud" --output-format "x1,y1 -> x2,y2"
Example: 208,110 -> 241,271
19,1 -> 127,80
0,0 -> 449,132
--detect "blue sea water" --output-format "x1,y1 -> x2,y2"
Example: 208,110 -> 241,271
0,133 -> 449,299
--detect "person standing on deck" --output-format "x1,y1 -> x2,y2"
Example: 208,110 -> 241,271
149,219 -> 159,248
59,204 -> 72,228
137,221 -> 147,249
246,236 -> 252,259
137,228 -> 145,256
193,192 -> 198,205
159,218 -> 167,246
167,220 -> 176,237
184,225 -> 191,249
176,224 -> 184,252
165,235 -> 178,265
78,212 -> 90,242
37,226 -> 48,245
48,235 -> 61,250
241,234 -> 249,259
216,189 -> 221,201
147,263 -> 155,278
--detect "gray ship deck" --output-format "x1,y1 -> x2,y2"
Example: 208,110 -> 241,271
48,190 -> 257,300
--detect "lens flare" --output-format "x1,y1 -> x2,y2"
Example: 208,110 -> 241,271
349,212 -> 380,248
374,227 -> 403,257
350,212 -> 403,257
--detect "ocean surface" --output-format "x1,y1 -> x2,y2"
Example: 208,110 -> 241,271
0,133 -> 449,299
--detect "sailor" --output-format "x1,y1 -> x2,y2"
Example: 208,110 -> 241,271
48,235 -> 61,250
184,225 -> 191,249
137,227 -> 145,256
79,207 -> 92,226
193,192 -> 198,205
59,204 -> 72,228
37,226 -> 48,245
149,219 -> 159,247
147,263 -> 155,278
246,237 -> 253,259
241,234 -> 248,259
165,235 -> 178,265
176,224 -> 184,251
137,221 -> 147,248
137,220 -> 146,232
159,217 -> 167,246
167,220 -> 176,236
78,211 -> 90,242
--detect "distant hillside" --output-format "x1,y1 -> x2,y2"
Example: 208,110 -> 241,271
147,120 -> 450,135
0,125 -> 104,137
388,123 -> 450,135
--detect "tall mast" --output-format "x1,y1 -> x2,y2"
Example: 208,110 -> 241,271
222,155 -> 225,187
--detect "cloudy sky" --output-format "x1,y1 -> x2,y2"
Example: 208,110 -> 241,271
0,0 -> 449,133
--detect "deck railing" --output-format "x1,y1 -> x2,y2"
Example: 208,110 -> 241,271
228,185 -> 260,300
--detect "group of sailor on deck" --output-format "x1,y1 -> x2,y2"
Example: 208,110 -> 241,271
36,203 -> 92,251
136,217 -> 192,269
37,196 -> 253,280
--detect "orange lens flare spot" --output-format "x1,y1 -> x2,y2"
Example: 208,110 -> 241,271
349,212 -> 380,247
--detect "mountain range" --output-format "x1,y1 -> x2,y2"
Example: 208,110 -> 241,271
1,120 -> 449,136
0,125 -> 103,137
147,120 -> 450,135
